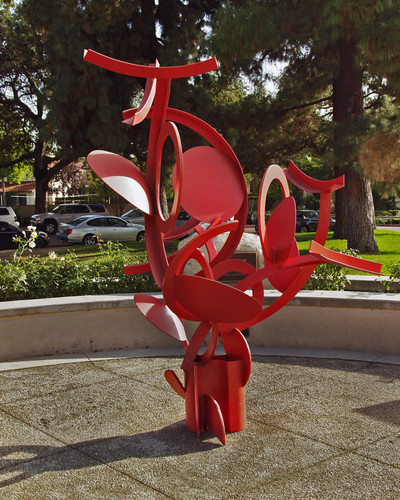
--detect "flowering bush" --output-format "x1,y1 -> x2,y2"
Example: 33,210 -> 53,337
0,241 -> 157,301
305,249 -> 359,291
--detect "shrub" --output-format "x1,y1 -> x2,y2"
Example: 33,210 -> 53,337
0,241 -> 158,302
304,249 -> 359,291
383,263 -> 400,291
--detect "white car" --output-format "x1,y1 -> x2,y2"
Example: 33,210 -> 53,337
0,206 -> 19,226
30,203 -> 108,234
56,215 -> 145,245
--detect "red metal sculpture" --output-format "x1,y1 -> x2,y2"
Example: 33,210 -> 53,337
84,50 -> 382,445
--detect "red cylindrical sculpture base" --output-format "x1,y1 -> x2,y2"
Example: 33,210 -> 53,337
184,355 -> 246,434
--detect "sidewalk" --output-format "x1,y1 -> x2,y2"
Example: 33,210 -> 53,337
1,353 -> 400,498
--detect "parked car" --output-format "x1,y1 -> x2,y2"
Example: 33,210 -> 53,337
121,208 -> 145,225
0,221 -> 49,249
122,209 -> 193,228
30,203 -> 108,234
175,210 -> 192,226
254,209 -> 335,234
56,215 -> 145,245
296,210 -> 335,233
0,206 -> 19,226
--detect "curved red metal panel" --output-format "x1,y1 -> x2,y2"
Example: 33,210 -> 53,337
84,49 -> 218,78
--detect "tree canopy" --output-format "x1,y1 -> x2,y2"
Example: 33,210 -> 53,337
0,0 -> 399,254
0,0 -> 220,211
212,0 -> 400,252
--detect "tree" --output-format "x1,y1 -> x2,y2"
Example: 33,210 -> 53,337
0,0 -> 142,212
0,104 -> 33,183
0,0 -> 220,213
211,0 -> 400,252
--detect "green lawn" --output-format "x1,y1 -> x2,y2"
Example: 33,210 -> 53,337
55,240 -> 149,260
296,229 -> 400,275
55,228 -> 399,275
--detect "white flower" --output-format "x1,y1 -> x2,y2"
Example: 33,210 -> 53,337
27,225 -> 34,231
60,257 -> 65,261
22,230 -> 26,237
48,251 -> 57,260
30,231 -> 37,238
28,241 -> 36,249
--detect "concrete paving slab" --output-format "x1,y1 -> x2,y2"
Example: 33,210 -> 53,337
0,411 -> 63,469
0,361 -> 118,404
0,353 -> 89,373
256,356 -> 400,390
1,355 -> 400,498
354,433 -> 400,468
1,447 -> 167,498
258,451 -> 400,499
92,355 -> 183,380
74,420 -> 341,500
249,372 -> 400,449
3,377 -> 186,445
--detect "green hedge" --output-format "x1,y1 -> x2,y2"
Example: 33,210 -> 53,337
2,239 -> 399,301
0,242 -> 158,302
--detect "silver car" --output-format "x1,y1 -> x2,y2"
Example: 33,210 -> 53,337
57,216 -> 145,245
121,208 -> 145,225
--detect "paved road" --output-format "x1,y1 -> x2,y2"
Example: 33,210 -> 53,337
0,234 -> 71,259
377,225 -> 400,232
1,225 -> 398,260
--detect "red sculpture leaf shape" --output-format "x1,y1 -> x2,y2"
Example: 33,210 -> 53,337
263,196 -> 297,264
258,195 -> 302,293
87,150 -> 152,215
220,328 -> 252,386
202,394 -> 226,445
122,61 -> 159,126
267,240 -> 302,293
164,370 -> 185,398
173,275 -> 262,323
309,240 -> 382,274
134,294 -> 188,344
284,160 -> 345,193
173,146 -> 245,223
84,49 -> 218,79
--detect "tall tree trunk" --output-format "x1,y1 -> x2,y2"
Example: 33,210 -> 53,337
332,36 -> 378,253
159,183 -> 169,220
33,140 -> 48,213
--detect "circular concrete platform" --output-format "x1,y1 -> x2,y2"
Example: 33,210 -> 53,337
1,354 -> 400,498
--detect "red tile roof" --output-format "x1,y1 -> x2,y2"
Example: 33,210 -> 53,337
4,181 -> 36,193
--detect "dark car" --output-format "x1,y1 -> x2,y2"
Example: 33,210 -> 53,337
0,221 -> 49,250
254,210 -> 335,234
296,210 -> 335,233
175,210 -> 191,226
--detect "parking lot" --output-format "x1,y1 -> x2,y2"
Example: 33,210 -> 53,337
0,233 -> 69,259
0,224 -> 398,260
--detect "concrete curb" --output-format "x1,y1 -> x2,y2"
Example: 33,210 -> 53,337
1,291 -> 400,363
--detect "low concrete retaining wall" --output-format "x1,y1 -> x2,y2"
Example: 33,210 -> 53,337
345,275 -> 400,292
1,291 -> 399,362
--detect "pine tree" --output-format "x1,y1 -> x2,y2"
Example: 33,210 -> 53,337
212,0 -> 400,252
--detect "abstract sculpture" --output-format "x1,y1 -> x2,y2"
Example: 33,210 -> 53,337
84,50 -> 382,445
